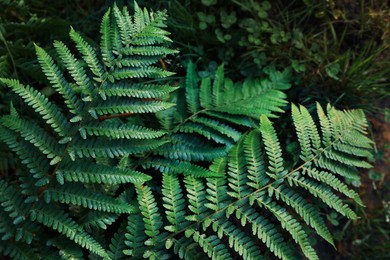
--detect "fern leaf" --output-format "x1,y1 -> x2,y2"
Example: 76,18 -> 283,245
69,27 -> 105,80
210,217 -> 262,260
155,142 -> 228,162
1,114 -> 62,165
200,77 -> 212,108
177,122 -> 235,145
256,196 -> 319,260
35,44 -> 83,115
184,176 -> 208,221
108,220 -> 127,260
54,40 -> 93,94
110,66 -> 174,81
260,115 -> 287,179
0,78 -> 70,136
212,65 -> 224,107
100,8 -> 114,67
81,211 -> 118,231
292,104 -> 313,161
243,129 -> 269,189
302,167 -> 363,205
188,229 -> 232,260
112,4 -> 132,46
68,138 -> 168,159
31,205 -> 110,259
135,184 -> 168,257
162,173 -> 187,232
191,116 -> 241,141
315,157 -> 360,180
124,214 -> 147,258
271,184 -> 334,246
206,159 -> 229,211
185,61 -> 200,113
81,121 -> 166,140
47,184 -> 136,214
56,161 -> 151,184
91,99 -> 175,116
0,126 -> 50,186
0,180 -> 30,225
289,175 -> 357,219
144,158 -> 222,178
102,83 -> 178,99
0,241 -> 39,260
235,206 -> 294,260
227,138 -> 250,199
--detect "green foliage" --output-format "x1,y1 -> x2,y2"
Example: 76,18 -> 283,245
152,61 -> 291,163
162,0 -> 390,111
126,103 -> 373,259
0,2 -> 177,258
0,1 -> 375,260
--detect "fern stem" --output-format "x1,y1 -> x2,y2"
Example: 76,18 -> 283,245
98,112 -> 134,121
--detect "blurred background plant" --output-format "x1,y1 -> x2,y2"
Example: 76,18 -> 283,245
164,0 -> 390,111
1,0 -> 389,258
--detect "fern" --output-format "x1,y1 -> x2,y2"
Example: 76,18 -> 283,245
149,61 -> 291,180
158,61 -> 290,149
126,103 -> 372,260
0,2 -> 374,260
0,2 -> 177,258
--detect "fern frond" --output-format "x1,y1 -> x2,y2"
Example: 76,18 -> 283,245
109,66 -> 174,81
227,138 -> 250,199
102,83 -> 178,99
68,138 -> 168,159
302,167 -> 363,205
1,2 -> 178,259
81,211 -> 118,231
210,217 -> 262,260
69,27 -> 105,81
260,115 -> 287,179
81,121 -> 166,140
234,206 -> 294,259
155,141 -> 228,162
292,104 -> 314,161
0,180 -> 30,225
256,194 -> 319,260
35,44 -> 84,115
159,63 -> 291,162
184,176 -> 208,221
1,114 -> 62,165
243,129 -> 269,189
91,98 -> 175,116
56,161 -> 151,184
185,61 -> 200,114
289,175 -> 358,219
206,159 -> 229,211
31,205 -> 110,259
0,126 -> 50,187
143,158 -> 222,178
124,213 -> 147,258
162,173 -> 187,232
108,220 -> 127,260
189,229 -> 232,259
0,78 -> 70,136
129,103 -> 372,260
54,40 -> 93,93
100,8 -> 114,67
271,184 -> 334,246
135,184 -> 168,258
46,184 -> 137,214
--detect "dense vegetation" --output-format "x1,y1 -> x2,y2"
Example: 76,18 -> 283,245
1,1 -> 389,259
